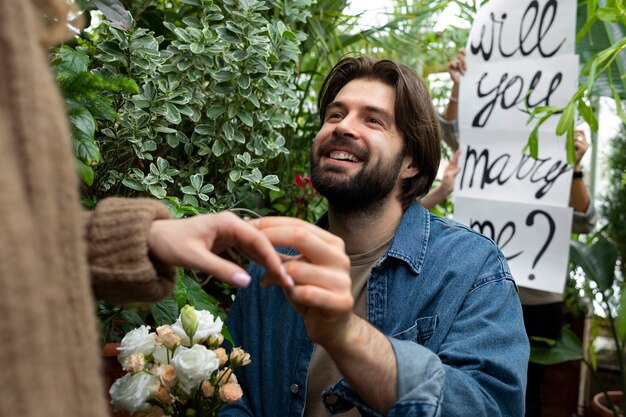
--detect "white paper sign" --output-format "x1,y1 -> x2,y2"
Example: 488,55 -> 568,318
454,129 -> 573,206
454,0 -> 579,293
465,0 -> 577,64
459,55 -> 579,130
454,197 -> 573,293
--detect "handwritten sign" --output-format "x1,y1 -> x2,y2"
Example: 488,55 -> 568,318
455,129 -> 572,206
465,0 -> 576,64
455,197 -> 573,294
455,0 -> 578,294
458,55 -> 579,130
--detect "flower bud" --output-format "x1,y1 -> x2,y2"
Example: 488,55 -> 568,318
229,347 -> 251,367
207,332 -> 224,347
181,305 -> 199,343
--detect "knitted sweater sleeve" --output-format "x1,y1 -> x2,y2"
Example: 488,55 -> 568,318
85,197 -> 177,304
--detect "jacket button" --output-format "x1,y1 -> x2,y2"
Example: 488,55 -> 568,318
325,394 -> 339,405
290,383 -> 299,394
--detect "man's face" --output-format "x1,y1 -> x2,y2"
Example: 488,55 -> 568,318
311,78 -> 415,214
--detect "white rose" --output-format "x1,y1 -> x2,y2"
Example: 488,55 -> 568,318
171,344 -> 219,393
117,325 -> 157,363
109,372 -> 155,412
171,309 -> 223,345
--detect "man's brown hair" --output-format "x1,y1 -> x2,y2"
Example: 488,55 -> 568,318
318,55 -> 441,209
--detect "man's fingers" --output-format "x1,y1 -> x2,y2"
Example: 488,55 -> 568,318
216,214 -> 290,286
285,285 -> 354,312
252,217 -> 345,248
259,226 -> 348,267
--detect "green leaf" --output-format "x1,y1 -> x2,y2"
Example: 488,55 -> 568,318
229,170 -> 241,181
55,45 -> 90,75
190,43 -> 205,54
155,126 -> 178,134
222,122 -> 234,141
148,184 -> 167,198
150,298 -> 179,326
93,0 -> 131,29
206,106 -> 226,119
555,101 -> 575,136
213,70 -> 237,82
577,99 -> 598,131
69,106 -> 95,136
529,327 -> 583,365
122,178 -> 145,191
165,102 -> 182,124
570,237 -> 618,292
190,173 -> 203,190
184,275 -> 220,316
527,128 -> 539,159
611,85 -> 626,124
596,6 -> 620,22
238,110 -> 254,127
76,159 -> 94,186
73,129 -> 100,164
238,74 -> 251,89
213,140 -> 225,157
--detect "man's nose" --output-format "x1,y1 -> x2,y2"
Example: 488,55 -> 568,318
333,115 -> 357,139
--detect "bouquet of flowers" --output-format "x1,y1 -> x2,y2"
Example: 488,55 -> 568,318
109,305 -> 250,417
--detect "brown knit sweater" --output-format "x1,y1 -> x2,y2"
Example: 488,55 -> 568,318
0,1 -> 176,416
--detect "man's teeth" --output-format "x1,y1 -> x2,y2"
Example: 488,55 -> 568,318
329,151 -> 359,162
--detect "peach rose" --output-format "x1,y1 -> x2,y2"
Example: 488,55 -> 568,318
214,348 -> 228,367
201,380 -> 215,398
156,325 -> 181,350
219,383 -> 243,403
152,385 -> 174,405
123,351 -> 145,373
217,368 -> 237,384
155,364 -> 178,388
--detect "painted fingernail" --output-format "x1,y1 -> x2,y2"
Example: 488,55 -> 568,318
231,272 -> 251,287
281,265 -> 295,287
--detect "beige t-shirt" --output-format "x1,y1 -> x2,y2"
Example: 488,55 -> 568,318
303,236 -> 393,417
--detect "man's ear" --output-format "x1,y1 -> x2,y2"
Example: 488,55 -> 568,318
400,156 -> 419,179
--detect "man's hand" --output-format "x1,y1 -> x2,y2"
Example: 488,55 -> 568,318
252,216 -> 354,346
148,212 -> 289,288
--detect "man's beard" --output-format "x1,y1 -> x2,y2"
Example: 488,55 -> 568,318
310,139 -> 405,215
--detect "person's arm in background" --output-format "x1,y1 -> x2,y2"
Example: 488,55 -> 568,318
570,130 -> 597,234
443,49 -> 465,122
422,49 -> 466,209
421,149 -> 460,210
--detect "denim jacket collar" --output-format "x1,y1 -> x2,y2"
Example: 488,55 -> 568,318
316,201 -> 428,276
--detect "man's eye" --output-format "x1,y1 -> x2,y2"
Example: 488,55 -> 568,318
328,113 -> 343,120
367,118 -> 381,125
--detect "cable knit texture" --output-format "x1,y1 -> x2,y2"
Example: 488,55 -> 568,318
0,1 -> 175,416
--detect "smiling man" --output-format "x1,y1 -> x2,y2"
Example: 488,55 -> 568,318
220,56 -> 529,417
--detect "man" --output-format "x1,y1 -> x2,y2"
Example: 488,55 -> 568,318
221,56 -> 529,417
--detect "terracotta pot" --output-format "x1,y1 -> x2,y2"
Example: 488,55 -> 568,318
592,391 -> 624,417
101,342 -> 130,417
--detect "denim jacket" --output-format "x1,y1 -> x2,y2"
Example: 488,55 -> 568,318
220,202 -> 529,417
